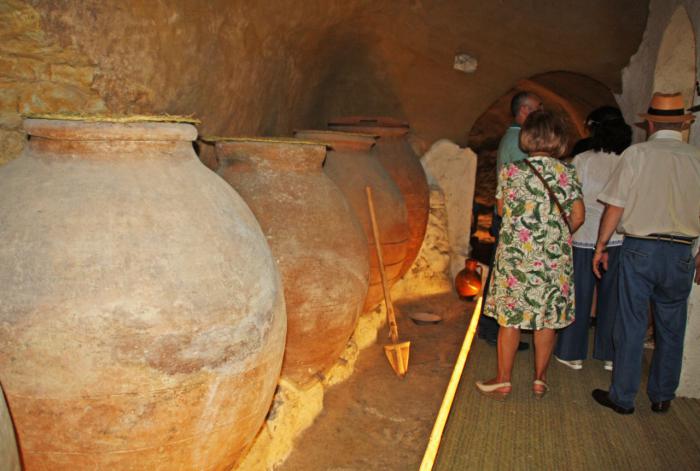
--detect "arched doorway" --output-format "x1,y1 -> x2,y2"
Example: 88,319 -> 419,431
466,71 -> 618,262
468,71 -> 617,206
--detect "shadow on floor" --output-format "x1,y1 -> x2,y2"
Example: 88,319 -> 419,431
278,292 -> 471,471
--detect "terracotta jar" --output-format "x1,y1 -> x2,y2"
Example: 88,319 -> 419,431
0,384 -> 20,471
0,118 -> 287,470
328,116 -> 429,278
455,258 -> 483,299
215,137 -> 369,386
294,130 -> 409,313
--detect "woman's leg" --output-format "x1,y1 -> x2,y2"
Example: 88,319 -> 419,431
497,326 -> 521,382
555,247 -> 595,360
534,328 -> 557,382
481,325 -> 520,385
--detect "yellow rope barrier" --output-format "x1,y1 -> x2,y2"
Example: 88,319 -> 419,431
419,295 -> 483,471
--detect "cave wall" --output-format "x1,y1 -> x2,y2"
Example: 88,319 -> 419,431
1,0 -> 648,165
0,0 -> 106,164
615,0 -> 700,399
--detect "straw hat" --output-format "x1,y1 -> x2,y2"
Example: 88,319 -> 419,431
638,92 -> 694,123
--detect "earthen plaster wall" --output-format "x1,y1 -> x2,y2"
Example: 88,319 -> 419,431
614,0 -> 700,398
1,0 -> 647,165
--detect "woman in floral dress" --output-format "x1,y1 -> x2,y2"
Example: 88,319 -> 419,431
476,110 -> 585,399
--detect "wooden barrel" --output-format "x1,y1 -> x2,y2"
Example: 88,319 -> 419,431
0,117 -> 286,470
329,116 -> 429,278
294,130 -> 409,313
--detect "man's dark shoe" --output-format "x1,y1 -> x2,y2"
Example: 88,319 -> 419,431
592,389 -> 634,415
651,400 -> 671,413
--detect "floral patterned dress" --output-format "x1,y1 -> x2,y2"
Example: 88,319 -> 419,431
484,156 -> 582,330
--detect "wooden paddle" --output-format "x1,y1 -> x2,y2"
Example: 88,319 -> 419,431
365,186 -> 410,377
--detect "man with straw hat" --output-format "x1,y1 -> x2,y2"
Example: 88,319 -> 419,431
591,92 -> 700,415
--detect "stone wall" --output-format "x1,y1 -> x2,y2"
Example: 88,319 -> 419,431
614,0 -> 700,398
0,0 -> 105,164
420,140 -> 478,282
390,187 -> 453,300
1,1 -> 648,166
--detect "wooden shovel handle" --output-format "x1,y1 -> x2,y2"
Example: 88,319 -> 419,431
365,186 -> 399,344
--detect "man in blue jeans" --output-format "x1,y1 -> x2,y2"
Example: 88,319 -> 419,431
592,92 -> 700,414
478,91 -> 542,351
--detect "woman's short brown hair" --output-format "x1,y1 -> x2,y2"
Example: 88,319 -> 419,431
519,110 -> 569,158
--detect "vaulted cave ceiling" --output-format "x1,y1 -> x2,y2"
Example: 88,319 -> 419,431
4,0 -> 649,151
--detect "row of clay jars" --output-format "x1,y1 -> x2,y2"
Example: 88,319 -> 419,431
328,116 -> 430,279
294,130 -> 410,313
215,137 -> 369,387
0,119 -> 287,470
212,131 -> 410,388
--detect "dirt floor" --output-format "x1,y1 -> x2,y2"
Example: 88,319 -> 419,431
276,287 -> 700,471
278,292 -> 473,471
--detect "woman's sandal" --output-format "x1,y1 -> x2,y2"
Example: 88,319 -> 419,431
475,380 -> 512,401
533,379 -> 549,399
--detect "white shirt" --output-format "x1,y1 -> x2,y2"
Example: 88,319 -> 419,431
598,130 -> 700,237
571,150 -> 624,248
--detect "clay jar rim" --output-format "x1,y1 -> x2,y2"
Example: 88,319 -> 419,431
23,117 -> 198,142
294,129 -> 377,153
214,136 -> 328,171
328,116 -> 410,138
329,115 -> 409,128
203,135 -> 332,149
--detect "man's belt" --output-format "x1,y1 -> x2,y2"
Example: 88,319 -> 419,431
626,233 -> 697,246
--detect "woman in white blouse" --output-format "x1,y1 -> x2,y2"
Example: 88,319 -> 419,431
554,106 -> 632,371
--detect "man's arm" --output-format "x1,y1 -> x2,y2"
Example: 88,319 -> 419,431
592,204 -> 624,278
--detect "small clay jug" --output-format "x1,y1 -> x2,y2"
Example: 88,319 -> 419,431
455,258 -> 483,299
328,116 -> 429,278
294,129 -> 409,313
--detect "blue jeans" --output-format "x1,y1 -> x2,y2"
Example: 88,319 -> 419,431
609,238 -> 695,409
555,246 -> 619,361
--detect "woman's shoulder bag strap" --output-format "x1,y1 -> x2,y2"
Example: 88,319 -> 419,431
522,159 -> 572,233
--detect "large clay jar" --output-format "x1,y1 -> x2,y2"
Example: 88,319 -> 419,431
215,137 -> 369,386
328,116 -> 429,278
0,384 -> 20,471
0,118 -> 287,470
294,130 -> 409,313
